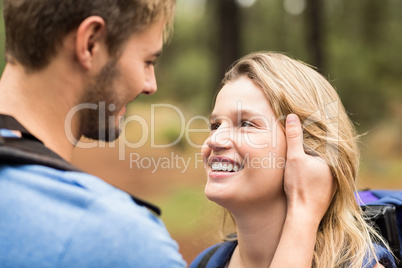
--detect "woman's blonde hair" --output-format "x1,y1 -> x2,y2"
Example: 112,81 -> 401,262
220,51 -> 387,268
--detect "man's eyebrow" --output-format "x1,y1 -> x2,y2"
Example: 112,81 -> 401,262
153,49 -> 163,58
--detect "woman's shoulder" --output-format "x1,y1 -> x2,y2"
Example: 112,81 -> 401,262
189,240 -> 237,268
364,244 -> 397,268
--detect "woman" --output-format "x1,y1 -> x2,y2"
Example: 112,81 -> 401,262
190,52 -> 396,268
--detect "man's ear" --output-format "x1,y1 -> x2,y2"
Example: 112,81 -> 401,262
75,16 -> 107,70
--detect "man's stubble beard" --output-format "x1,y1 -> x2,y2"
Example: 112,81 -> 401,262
80,59 -> 123,142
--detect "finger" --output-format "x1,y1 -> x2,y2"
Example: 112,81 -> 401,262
285,114 -> 304,159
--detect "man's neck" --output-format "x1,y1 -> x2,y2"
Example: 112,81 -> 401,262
0,63 -> 83,162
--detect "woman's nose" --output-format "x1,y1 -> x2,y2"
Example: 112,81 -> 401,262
207,125 -> 234,151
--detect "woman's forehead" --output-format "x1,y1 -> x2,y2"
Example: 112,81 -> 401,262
212,77 -> 274,117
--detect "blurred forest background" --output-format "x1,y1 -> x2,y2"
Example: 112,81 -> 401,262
1,0 -> 401,264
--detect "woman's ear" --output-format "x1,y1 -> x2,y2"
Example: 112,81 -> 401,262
75,16 -> 107,70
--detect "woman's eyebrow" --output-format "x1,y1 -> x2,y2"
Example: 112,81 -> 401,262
238,109 -> 265,118
209,109 -> 265,121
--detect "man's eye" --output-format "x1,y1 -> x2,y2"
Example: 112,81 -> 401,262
146,60 -> 157,67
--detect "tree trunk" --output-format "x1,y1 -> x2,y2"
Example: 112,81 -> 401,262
305,0 -> 325,73
216,0 -> 241,90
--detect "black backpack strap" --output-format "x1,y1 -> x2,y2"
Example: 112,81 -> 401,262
197,243 -> 224,268
362,205 -> 401,264
131,196 -> 161,216
0,113 -> 41,140
0,114 -> 161,216
195,240 -> 238,268
0,114 -> 81,172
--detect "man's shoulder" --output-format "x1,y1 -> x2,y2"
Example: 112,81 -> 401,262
0,163 -> 113,201
0,164 -> 186,267
0,163 -> 158,221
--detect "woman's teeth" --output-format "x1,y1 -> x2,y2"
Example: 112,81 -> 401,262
211,162 -> 241,172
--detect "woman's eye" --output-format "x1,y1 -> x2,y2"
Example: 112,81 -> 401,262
210,123 -> 220,130
240,120 -> 253,127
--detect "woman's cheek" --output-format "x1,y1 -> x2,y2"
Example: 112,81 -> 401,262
201,139 -> 211,160
241,132 -> 271,149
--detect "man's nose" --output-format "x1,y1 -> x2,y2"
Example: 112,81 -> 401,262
143,69 -> 157,95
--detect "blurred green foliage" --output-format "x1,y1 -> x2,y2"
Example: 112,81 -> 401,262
1,0 -> 401,148
155,188 -> 208,235
156,0 -> 402,132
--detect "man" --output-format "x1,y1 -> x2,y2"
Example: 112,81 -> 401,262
0,0 -> 186,267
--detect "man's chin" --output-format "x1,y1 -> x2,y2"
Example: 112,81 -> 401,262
83,128 -> 122,142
